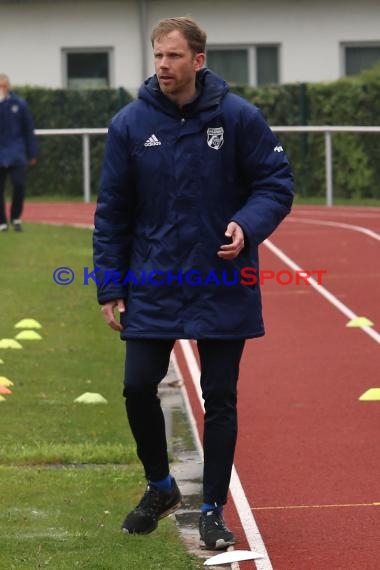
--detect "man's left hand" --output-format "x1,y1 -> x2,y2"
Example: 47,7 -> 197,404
217,222 -> 245,260
29,159 -> 37,166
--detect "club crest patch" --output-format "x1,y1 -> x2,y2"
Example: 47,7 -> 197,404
207,127 -> 224,150
11,105 -> 19,113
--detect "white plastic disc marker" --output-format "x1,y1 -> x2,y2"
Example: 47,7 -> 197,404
204,549 -> 264,565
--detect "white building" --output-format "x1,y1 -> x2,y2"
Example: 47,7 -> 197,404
1,0 -> 380,91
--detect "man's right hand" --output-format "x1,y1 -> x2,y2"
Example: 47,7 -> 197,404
100,299 -> 126,331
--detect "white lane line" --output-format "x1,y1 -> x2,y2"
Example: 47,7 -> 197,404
25,221 -> 94,229
178,339 -> 273,570
286,217 -> 380,241
264,239 -> 380,345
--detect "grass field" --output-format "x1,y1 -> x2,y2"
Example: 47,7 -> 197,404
0,223 -> 201,569
27,194 -> 96,203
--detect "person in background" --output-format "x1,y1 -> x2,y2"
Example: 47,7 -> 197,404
93,17 -> 294,550
0,73 -> 37,232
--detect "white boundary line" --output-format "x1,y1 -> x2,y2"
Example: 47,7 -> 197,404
24,221 -> 94,230
178,339 -> 273,570
264,239 -> 380,345
286,217 -> 380,241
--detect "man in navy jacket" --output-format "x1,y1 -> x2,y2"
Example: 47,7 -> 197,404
0,74 -> 37,232
93,17 -> 294,550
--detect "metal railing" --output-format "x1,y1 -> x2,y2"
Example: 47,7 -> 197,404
35,128 -> 107,203
272,126 -> 380,206
35,126 -> 380,205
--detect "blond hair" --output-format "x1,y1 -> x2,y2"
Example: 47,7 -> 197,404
151,17 -> 207,54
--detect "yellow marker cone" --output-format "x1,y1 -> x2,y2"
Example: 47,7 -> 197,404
15,330 -> 42,340
359,388 -> 380,401
346,317 -> 374,328
0,395 -> 6,402
74,392 -> 108,404
14,319 -> 42,329
0,377 -> 14,387
0,358 -> 4,364
0,339 -> 23,349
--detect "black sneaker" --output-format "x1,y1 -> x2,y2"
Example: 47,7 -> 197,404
122,478 -> 182,535
199,510 -> 237,550
12,219 -> 23,232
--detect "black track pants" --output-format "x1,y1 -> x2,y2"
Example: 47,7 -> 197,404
0,165 -> 27,224
123,338 -> 245,505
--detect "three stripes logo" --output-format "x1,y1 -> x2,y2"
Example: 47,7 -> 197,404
144,134 -> 161,147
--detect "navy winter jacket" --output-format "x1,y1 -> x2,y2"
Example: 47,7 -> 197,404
0,92 -> 37,167
93,69 -> 294,340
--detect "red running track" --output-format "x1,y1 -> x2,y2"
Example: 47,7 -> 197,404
22,201 -> 96,227
22,203 -> 380,569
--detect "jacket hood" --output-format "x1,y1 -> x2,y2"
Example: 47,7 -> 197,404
0,91 -> 17,103
138,67 -> 229,117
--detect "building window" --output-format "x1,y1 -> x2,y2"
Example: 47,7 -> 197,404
206,45 -> 279,86
206,49 -> 249,84
344,44 -> 380,75
256,46 -> 279,86
63,49 -> 112,89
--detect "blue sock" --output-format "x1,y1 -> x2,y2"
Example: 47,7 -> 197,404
149,474 -> 173,492
201,502 -> 223,513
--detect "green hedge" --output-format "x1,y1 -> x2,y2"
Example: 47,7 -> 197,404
13,68 -> 380,199
232,66 -> 380,199
13,87 -> 133,197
